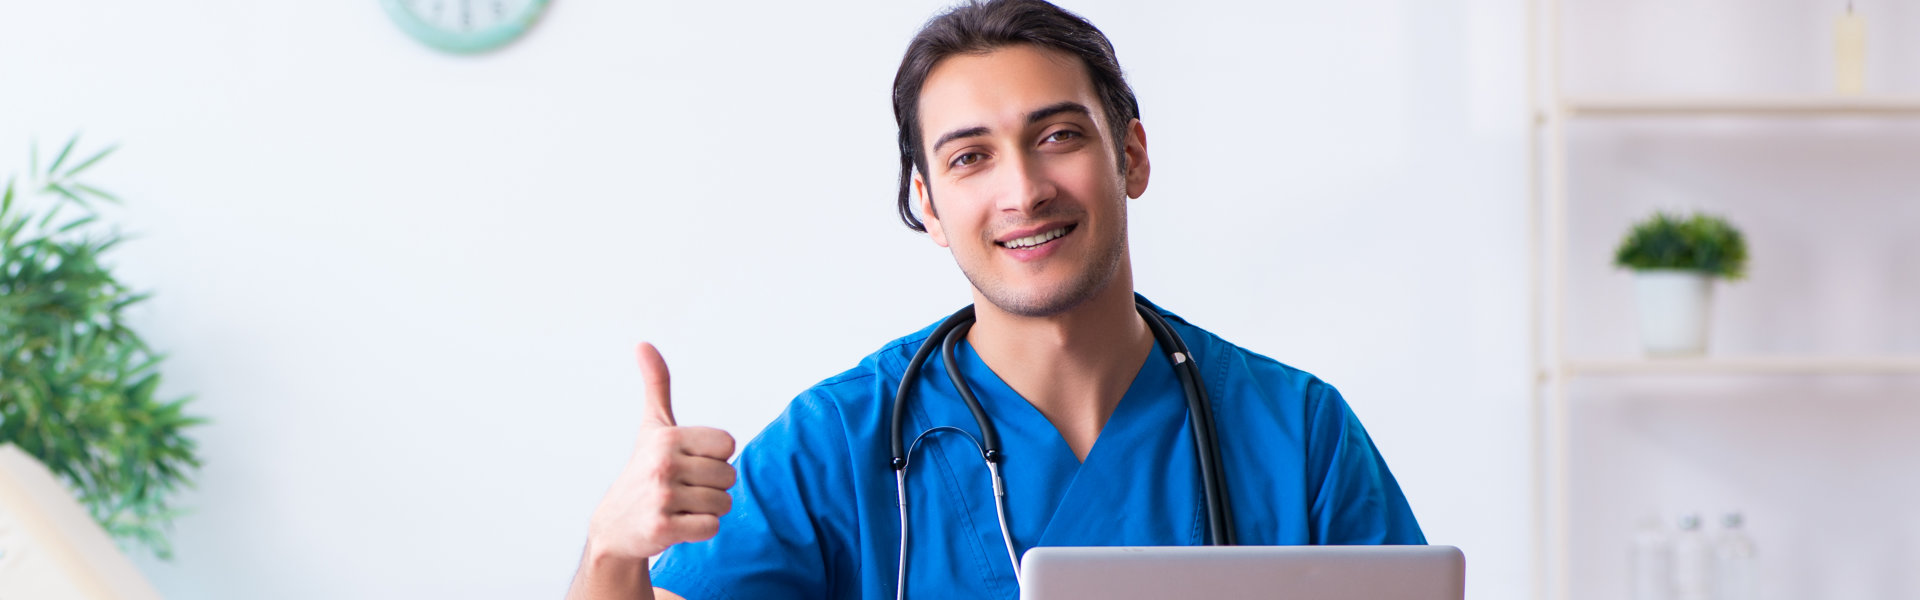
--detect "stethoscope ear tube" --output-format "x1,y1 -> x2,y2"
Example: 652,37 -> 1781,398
891,305 -> 977,470
940,322 -> 1003,462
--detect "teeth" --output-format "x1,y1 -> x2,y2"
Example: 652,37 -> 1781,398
1002,227 -> 1068,249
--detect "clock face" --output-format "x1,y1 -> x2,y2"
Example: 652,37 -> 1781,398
381,0 -> 552,54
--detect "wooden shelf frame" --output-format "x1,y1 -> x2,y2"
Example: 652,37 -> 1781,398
1558,94 -> 1920,117
1554,356 -> 1920,377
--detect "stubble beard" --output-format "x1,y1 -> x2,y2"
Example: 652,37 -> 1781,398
958,207 -> 1128,319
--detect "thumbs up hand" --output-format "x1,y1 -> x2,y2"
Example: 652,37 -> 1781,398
587,343 -> 739,561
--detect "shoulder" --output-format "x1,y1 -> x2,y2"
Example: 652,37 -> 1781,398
1143,296 -> 1342,410
750,315 -> 947,444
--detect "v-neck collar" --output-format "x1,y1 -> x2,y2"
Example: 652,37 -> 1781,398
947,337 -> 1204,549
951,337 -> 1162,465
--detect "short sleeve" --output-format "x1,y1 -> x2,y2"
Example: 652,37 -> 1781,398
650,391 -> 859,600
1302,380 -> 1426,545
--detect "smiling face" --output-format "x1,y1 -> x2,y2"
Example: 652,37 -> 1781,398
914,44 -> 1150,318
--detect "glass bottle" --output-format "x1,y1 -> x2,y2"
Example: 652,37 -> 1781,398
1672,514 -> 1714,600
1714,513 -> 1757,600
1631,515 -> 1674,600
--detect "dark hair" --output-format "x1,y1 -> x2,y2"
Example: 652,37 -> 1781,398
891,0 -> 1140,232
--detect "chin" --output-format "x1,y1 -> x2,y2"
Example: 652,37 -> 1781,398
958,231 -> 1130,319
972,271 -> 1116,318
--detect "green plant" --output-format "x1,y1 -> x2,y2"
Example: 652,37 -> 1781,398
1,135 -> 203,559
1613,211 -> 1749,280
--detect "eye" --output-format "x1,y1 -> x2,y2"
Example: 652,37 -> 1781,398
950,152 -> 985,168
1043,129 -> 1081,143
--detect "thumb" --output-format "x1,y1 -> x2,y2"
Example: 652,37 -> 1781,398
635,342 -> 676,428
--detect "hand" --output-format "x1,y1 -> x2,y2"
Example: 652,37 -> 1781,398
586,342 -> 738,560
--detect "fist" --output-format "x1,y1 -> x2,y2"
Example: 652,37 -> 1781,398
588,342 -> 738,560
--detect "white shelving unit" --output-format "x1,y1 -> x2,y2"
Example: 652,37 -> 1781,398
1526,2 -> 1920,600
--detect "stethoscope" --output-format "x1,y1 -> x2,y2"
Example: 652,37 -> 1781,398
889,300 -> 1236,599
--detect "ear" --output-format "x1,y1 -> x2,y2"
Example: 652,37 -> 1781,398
915,170 -> 950,248
1121,119 -> 1151,199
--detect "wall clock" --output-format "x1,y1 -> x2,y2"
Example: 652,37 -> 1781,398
381,0 -> 552,54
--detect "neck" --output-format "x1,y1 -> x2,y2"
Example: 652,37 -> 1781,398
964,268 -> 1154,461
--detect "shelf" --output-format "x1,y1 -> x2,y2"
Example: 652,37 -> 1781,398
1555,356 -> 1920,376
1548,95 -> 1920,117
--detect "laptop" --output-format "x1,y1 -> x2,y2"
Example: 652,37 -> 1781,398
1018,545 -> 1465,600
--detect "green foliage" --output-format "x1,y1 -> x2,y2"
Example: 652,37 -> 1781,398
1,135 -> 203,559
1613,211 -> 1749,280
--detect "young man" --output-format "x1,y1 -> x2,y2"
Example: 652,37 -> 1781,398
567,1 -> 1423,598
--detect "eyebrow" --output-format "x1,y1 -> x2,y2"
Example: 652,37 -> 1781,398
929,101 -> 1094,156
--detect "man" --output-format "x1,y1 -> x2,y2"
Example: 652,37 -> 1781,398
566,1 -> 1423,598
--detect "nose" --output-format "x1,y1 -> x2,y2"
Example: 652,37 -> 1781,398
996,151 -> 1056,216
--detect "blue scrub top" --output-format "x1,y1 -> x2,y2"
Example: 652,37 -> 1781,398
651,297 -> 1424,600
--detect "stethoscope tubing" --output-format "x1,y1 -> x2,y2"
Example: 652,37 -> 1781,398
888,301 -> 1234,599
1138,307 -> 1236,545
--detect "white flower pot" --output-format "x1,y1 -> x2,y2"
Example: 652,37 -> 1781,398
1632,269 -> 1714,356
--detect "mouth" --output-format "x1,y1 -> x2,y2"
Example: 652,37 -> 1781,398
995,224 -> 1077,250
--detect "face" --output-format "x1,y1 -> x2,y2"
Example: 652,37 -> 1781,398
914,44 -> 1151,318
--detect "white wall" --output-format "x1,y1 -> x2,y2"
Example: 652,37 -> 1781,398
1,1 -> 1533,598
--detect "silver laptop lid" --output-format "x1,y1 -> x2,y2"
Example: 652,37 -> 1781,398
1018,545 -> 1465,600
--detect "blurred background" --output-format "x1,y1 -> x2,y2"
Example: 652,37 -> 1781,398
1,1 -> 1913,599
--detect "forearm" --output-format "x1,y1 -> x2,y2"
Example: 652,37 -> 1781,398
565,540 -> 667,600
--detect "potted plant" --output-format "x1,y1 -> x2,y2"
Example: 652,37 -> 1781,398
1,135 -> 204,558
1613,211 -> 1749,356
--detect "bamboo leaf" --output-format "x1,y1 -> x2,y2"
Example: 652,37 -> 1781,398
57,216 -> 99,234
112,292 -> 153,312
62,144 -> 117,178
43,183 -> 90,209
34,203 -> 65,230
72,183 -> 121,204
46,135 -> 80,177
4,214 -> 28,245
128,373 -> 161,402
